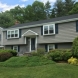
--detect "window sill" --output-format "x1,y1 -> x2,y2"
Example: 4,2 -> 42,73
7,37 -> 19,39
43,33 -> 55,36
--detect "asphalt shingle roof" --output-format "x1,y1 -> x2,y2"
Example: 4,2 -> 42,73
10,14 -> 78,28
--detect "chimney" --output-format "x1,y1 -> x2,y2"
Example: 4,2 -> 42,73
15,20 -> 20,25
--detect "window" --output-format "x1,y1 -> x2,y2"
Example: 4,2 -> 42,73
7,29 -> 19,39
13,46 -> 18,52
48,44 -> 55,52
43,24 -> 55,35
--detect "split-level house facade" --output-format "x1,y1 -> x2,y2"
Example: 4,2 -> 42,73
0,14 -> 78,54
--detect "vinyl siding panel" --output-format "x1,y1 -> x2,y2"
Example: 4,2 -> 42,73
38,21 -> 78,43
3,21 -> 78,45
58,43 -> 72,49
3,31 -> 25,45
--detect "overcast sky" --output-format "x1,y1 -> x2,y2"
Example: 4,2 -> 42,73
0,0 -> 77,12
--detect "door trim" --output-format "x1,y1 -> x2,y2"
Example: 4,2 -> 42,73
29,36 -> 37,52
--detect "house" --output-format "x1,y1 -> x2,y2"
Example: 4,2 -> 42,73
0,14 -> 78,54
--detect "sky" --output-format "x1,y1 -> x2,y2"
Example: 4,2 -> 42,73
0,0 -> 78,12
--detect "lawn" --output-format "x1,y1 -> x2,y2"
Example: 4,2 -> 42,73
0,63 -> 78,78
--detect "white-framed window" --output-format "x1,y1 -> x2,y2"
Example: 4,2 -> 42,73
43,24 -> 55,35
13,46 -> 18,52
48,44 -> 55,52
7,29 -> 19,39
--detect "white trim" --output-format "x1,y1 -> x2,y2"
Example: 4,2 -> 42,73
35,36 -> 37,52
48,44 -> 55,52
13,46 -> 18,52
22,30 -> 38,37
30,38 -> 31,52
43,24 -> 55,35
0,27 -> 3,45
7,29 -> 19,39
3,18 -> 78,31
25,37 -> 26,44
0,46 -> 4,48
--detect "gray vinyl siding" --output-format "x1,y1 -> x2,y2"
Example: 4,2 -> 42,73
3,21 -> 78,45
38,43 -> 72,50
5,45 -> 11,49
22,21 -> 78,44
38,21 -> 78,43
58,43 -> 72,49
3,31 -> 25,45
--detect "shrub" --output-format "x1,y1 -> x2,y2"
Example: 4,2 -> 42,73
48,49 -> 72,61
31,48 -> 45,56
37,48 -> 45,56
68,57 -> 78,65
72,37 -> 78,58
0,49 -> 17,56
0,52 -> 13,62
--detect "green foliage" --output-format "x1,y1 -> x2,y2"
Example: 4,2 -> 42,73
32,1 -> 46,21
69,2 -> 78,14
0,56 -> 55,67
64,0 -> 75,15
45,1 -> 51,19
48,49 -> 72,61
0,52 -> 13,62
0,12 -> 15,28
68,57 -> 78,65
0,0 -> 76,28
31,48 -> 45,56
72,37 -> 78,58
0,49 -> 17,56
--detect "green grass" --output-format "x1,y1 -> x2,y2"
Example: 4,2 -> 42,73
0,56 -> 55,67
0,63 -> 78,78
0,56 -> 78,78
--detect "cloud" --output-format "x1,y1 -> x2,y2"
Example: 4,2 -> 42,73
21,0 -> 28,2
0,2 -> 25,12
40,0 -> 56,4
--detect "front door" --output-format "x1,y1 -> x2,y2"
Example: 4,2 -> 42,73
31,38 -> 35,51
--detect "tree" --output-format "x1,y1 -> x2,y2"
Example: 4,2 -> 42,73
72,37 -> 78,58
24,5 -> 34,22
69,2 -> 78,14
32,1 -> 46,21
64,0 -> 75,15
54,0 -> 64,17
0,12 -> 15,28
50,8 -> 56,18
45,1 -> 51,19
10,6 -> 25,23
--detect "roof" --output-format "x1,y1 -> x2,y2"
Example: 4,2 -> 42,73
8,14 -> 78,29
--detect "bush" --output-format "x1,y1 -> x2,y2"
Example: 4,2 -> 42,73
68,57 -> 78,65
48,49 -> 72,61
0,49 -> 17,56
0,52 -> 13,62
72,37 -> 78,58
31,48 -> 45,56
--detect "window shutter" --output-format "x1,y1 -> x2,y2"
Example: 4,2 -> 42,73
45,44 -> 48,52
6,31 -> 7,39
76,21 -> 78,32
0,34 -> 1,41
41,26 -> 43,35
55,24 -> 58,34
19,29 -> 21,38
18,45 -> 20,52
55,44 -> 58,49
